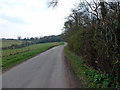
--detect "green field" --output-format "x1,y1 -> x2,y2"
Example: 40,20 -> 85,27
2,42 -> 64,70
2,40 -> 23,48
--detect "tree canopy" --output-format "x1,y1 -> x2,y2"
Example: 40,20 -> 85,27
62,0 -> 120,85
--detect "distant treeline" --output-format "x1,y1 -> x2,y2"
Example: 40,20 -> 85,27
2,35 -> 62,50
29,35 -> 62,43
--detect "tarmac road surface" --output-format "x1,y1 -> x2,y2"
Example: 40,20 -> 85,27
2,44 -> 69,88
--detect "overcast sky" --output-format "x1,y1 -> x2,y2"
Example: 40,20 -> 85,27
0,0 -> 79,39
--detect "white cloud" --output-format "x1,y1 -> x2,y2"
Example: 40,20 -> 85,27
0,0 -> 79,39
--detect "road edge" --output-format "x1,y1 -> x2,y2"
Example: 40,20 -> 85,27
62,46 -> 83,88
2,45 -> 62,74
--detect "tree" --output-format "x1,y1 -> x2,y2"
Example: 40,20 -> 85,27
23,38 -> 27,40
62,0 -> 120,84
17,36 -> 21,40
48,0 -> 58,8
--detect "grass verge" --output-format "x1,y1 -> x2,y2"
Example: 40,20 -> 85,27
64,46 -> 120,88
2,42 -> 64,71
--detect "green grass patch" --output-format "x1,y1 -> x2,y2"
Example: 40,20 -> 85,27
2,40 -> 24,48
64,46 -> 120,88
2,42 -> 64,70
